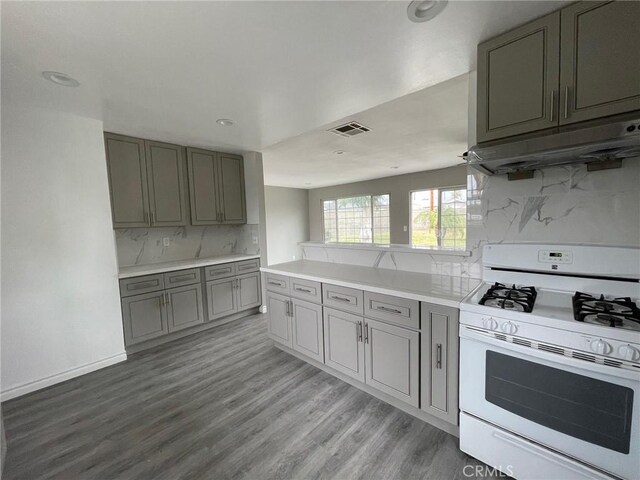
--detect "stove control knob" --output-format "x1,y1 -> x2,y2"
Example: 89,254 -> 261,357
618,344 -> 640,362
591,339 -> 612,355
483,317 -> 498,331
501,321 -> 518,335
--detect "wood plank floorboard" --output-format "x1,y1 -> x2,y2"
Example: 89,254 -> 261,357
2,314 -> 497,480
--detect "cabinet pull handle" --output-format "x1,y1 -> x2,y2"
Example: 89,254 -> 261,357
171,274 -> 193,283
563,86 -> 570,119
436,344 -> 442,369
376,305 -> 402,315
364,323 -> 369,344
549,89 -> 555,122
330,295 -> 351,303
150,211 -> 155,225
285,299 -> 289,316
356,321 -> 363,342
160,292 -> 165,306
295,287 -> 312,293
129,280 -> 158,290
268,280 -> 283,287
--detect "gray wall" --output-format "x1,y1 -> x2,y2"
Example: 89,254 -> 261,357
308,165 -> 467,244
265,186 -> 310,265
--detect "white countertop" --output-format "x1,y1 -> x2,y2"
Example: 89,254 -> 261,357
261,260 -> 480,309
119,254 -> 260,279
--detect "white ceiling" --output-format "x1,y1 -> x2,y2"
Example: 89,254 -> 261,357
2,1 -> 566,157
263,73 -> 470,188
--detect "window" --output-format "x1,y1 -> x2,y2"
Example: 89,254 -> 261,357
323,194 -> 390,244
410,187 -> 466,249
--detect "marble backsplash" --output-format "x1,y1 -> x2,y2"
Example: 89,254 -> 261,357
302,158 -> 640,279
115,224 -> 260,267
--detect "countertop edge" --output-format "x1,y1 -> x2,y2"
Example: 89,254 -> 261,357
261,265 -> 470,309
119,254 -> 261,279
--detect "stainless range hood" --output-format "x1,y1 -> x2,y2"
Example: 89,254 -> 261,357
467,117 -> 640,178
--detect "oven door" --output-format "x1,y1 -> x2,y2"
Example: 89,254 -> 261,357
460,327 -> 640,480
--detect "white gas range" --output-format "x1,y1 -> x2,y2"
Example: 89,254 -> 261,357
458,244 -> 640,480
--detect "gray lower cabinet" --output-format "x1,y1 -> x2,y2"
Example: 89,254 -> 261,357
323,307 -> 365,382
420,302 -> 459,425
105,133 -> 188,228
364,318 -> 419,408
476,12 -> 560,142
207,277 -> 237,321
237,272 -> 262,311
121,291 -> 169,346
166,284 -> 204,332
559,0 -> 640,125
291,298 -> 324,363
266,291 -> 293,347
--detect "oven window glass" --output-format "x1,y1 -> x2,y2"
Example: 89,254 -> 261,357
485,351 -> 633,454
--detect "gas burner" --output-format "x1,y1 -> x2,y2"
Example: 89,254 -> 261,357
573,292 -> 640,330
479,283 -> 537,313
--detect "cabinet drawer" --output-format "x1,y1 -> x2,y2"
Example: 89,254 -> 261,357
364,291 -> 419,330
264,273 -> 290,294
163,268 -> 201,288
290,277 -> 322,304
205,263 -> 237,280
322,284 -> 364,315
120,274 -> 165,297
236,258 -> 260,274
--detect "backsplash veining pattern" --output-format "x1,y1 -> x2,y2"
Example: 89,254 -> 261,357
302,158 -> 640,278
115,224 -> 260,267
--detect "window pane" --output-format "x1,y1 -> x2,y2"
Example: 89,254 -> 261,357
440,187 -> 467,249
337,195 -> 372,243
373,194 -> 390,244
411,189 -> 439,247
323,200 -> 337,243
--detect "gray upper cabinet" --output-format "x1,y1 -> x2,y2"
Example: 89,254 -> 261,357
421,302 -> 459,425
145,141 -> 188,226
186,148 -> 246,225
559,1 -> 640,125
105,133 -> 188,228
105,133 -> 150,228
477,12 -> 560,143
218,154 -> 246,224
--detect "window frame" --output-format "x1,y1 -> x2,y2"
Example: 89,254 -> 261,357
409,185 -> 467,249
321,192 -> 391,244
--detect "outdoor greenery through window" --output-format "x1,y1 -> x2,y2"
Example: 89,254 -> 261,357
410,187 -> 467,249
323,194 -> 390,244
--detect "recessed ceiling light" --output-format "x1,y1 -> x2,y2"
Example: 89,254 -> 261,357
216,118 -> 234,126
42,71 -> 80,87
333,150 -> 345,155
407,0 -> 447,23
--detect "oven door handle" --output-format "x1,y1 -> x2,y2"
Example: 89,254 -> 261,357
460,326 -> 640,382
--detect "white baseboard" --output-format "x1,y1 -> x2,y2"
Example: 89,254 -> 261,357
0,352 -> 127,402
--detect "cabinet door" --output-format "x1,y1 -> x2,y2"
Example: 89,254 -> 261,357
145,141 -> 188,226
104,133 -> 150,228
266,291 -> 292,348
477,12 -> 560,142
237,272 -> 262,312
166,284 -> 205,333
364,318 -> 419,408
560,1 -> 640,125
323,307 -> 365,382
186,147 -> 221,225
206,278 -> 237,321
421,302 -> 459,425
217,154 -> 246,224
292,298 -> 324,363
121,291 -> 168,346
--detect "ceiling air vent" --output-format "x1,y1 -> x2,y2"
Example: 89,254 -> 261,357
329,122 -> 371,138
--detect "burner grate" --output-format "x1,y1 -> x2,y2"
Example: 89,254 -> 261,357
573,292 -> 640,331
479,283 -> 537,313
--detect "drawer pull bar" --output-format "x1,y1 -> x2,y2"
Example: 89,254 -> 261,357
238,264 -> 256,270
129,281 -> 158,290
330,295 -> 351,303
170,274 -> 194,283
295,287 -> 312,293
211,268 -> 232,275
376,305 -> 402,315
268,281 -> 284,287
436,344 -> 442,369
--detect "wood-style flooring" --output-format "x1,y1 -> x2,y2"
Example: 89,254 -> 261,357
2,314 -> 495,480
